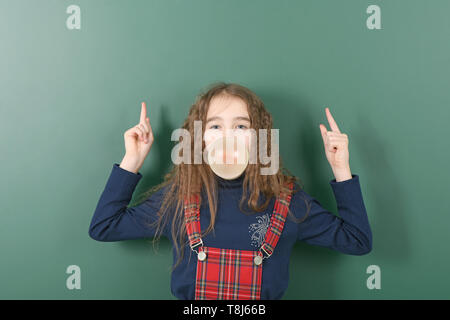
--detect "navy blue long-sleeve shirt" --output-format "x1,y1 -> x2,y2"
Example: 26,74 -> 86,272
89,163 -> 372,299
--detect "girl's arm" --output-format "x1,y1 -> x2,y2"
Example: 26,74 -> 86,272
88,163 -> 170,242
294,174 -> 372,255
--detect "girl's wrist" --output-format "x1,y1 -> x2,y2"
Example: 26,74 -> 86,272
120,155 -> 142,174
332,165 -> 352,182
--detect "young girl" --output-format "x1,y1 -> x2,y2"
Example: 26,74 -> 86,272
89,82 -> 372,300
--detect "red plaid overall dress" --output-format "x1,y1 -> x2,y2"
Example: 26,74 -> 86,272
183,181 -> 293,300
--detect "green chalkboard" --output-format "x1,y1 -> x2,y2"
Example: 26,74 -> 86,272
1,0 -> 449,299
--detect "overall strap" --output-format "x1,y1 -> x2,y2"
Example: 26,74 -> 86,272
259,181 -> 294,258
183,193 -> 203,250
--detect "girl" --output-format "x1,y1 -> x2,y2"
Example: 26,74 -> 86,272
89,82 -> 372,300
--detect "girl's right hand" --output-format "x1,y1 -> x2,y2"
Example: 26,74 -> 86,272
120,101 -> 154,173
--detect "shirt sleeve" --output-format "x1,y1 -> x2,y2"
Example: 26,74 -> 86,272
293,174 -> 372,255
88,163 -> 171,242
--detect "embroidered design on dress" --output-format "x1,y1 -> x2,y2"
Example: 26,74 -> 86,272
248,213 -> 270,248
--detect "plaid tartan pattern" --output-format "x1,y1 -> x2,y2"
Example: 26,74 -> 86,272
183,193 -> 203,248
260,182 -> 293,256
184,181 -> 294,300
195,247 -> 263,300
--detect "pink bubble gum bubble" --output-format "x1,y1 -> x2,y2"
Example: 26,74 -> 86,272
207,135 -> 249,180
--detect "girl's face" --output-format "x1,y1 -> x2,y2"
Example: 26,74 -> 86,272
204,94 -> 252,151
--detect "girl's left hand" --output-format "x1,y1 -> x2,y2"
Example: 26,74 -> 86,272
319,107 -> 350,174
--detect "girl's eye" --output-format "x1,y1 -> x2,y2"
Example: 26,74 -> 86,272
210,125 -> 220,129
236,125 -> 248,129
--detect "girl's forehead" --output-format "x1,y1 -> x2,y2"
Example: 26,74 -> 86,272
207,95 -> 249,118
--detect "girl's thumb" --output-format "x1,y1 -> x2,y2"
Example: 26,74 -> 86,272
319,124 -> 327,144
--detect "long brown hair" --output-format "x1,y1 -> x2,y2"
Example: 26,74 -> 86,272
135,82 -> 311,272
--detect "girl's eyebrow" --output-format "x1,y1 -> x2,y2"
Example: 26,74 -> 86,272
234,116 -> 251,122
206,116 -> 250,123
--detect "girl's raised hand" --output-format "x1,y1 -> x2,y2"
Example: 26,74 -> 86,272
319,107 -> 350,172
120,101 -> 154,173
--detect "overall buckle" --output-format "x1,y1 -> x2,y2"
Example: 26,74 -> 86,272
190,238 -> 203,252
255,243 -> 272,266
190,239 -> 207,261
260,243 -> 272,258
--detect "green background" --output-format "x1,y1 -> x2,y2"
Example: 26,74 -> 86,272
1,0 -> 448,299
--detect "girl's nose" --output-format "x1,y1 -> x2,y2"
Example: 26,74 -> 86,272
210,136 -> 248,164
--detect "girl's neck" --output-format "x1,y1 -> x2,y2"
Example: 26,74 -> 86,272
215,172 -> 245,188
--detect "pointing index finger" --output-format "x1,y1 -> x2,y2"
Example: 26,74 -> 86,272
325,107 -> 341,133
140,101 -> 147,123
